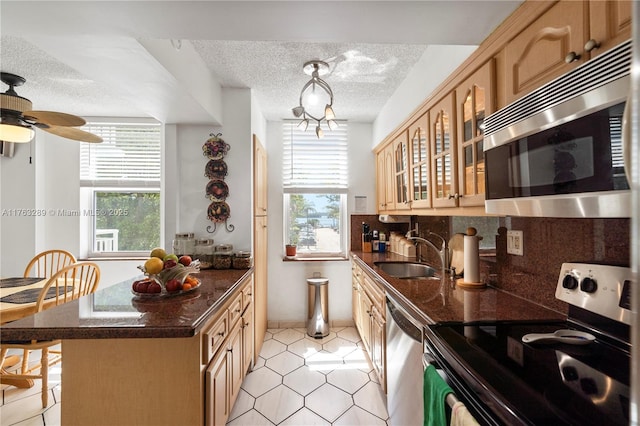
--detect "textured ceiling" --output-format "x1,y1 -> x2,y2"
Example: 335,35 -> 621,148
191,40 -> 426,121
0,1 -> 524,124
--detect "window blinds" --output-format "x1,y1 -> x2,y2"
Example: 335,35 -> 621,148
282,121 -> 348,191
80,122 -> 161,186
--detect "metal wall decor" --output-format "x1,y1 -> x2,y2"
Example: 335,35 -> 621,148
203,133 -> 234,233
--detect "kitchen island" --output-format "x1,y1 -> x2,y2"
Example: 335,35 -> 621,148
1,268 -> 253,426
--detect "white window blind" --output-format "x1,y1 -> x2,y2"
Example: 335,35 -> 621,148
80,122 -> 161,186
283,121 -> 348,191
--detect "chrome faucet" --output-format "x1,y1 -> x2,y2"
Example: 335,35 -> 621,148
405,231 -> 449,279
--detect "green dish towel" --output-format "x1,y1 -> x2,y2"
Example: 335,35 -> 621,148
424,364 -> 454,426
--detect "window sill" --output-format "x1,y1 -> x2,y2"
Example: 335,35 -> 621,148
283,256 -> 349,262
80,257 -> 148,262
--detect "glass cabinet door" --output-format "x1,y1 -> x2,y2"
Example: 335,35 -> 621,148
456,61 -> 494,206
431,93 -> 457,208
409,112 -> 430,209
393,131 -> 410,210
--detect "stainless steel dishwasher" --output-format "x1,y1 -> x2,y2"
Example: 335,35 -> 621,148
386,295 -> 424,426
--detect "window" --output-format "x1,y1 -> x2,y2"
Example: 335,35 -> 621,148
80,121 -> 162,256
283,121 -> 348,257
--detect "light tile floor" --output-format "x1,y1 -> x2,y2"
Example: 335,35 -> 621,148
0,328 -> 389,425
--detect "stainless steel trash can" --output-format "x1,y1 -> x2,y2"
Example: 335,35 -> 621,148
306,277 -> 329,338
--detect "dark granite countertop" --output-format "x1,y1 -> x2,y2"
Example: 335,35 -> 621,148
0,268 -> 252,341
351,251 -> 565,326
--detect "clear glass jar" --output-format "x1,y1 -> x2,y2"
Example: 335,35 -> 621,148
213,244 -> 233,269
173,233 -> 195,257
194,239 -> 214,269
232,251 -> 252,269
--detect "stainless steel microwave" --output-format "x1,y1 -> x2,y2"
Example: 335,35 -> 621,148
483,40 -> 631,218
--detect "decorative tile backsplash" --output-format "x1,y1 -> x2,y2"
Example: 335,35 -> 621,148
350,214 -> 631,314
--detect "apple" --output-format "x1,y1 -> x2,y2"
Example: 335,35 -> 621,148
148,282 -> 162,294
163,254 -> 179,262
137,281 -> 150,293
165,279 -> 181,293
178,255 -> 192,266
163,259 -> 178,270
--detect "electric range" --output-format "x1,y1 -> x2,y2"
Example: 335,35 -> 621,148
425,263 -> 632,425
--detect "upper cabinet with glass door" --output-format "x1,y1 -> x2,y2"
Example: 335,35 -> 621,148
408,112 -> 431,209
455,61 -> 495,207
393,131 -> 411,211
430,93 -> 458,208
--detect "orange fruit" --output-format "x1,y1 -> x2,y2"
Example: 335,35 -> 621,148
144,257 -> 164,275
182,283 -> 192,291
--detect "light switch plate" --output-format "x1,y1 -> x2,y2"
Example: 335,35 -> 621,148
507,230 -> 524,256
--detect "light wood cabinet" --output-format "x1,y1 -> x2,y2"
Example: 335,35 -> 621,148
504,1 -> 586,104
253,215 -> 267,362
430,92 -> 458,208
204,275 -> 253,426
393,131 -> 411,211
370,304 -> 386,392
455,61 -> 495,207
588,0 -> 631,57
62,274 -> 253,426
408,112 -> 431,209
376,144 -> 395,212
252,134 -> 268,364
241,300 -> 254,375
504,0 -> 631,105
352,261 -> 386,391
205,343 -> 229,426
253,134 -> 268,216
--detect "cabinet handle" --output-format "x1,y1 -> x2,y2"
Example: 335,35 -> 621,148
448,193 -> 462,200
564,51 -> 581,63
217,332 -> 225,337
584,39 -> 600,52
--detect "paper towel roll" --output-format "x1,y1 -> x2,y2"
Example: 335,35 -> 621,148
463,235 -> 480,283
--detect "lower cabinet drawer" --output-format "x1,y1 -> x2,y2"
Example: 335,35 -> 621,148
203,312 -> 228,364
228,292 -> 243,326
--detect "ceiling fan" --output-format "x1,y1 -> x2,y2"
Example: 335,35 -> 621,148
0,72 -> 102,143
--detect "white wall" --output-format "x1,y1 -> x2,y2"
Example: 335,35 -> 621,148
0,141 -> 37,277
264,121 -> 375,323
372,45 -> 477,147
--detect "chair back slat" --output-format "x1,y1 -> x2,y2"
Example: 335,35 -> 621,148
36,262 -> 101,312
24,250 -> 77,278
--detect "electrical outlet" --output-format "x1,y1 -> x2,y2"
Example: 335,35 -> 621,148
507,230 -> 524,256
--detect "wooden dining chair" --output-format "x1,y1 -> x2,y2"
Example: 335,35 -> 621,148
1,261 -> 100,408
19,249 -> 78,380
23,249 -> 77,279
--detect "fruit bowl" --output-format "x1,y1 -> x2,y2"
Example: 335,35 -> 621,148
131,276 -> 201,298
132,257 -> 201,298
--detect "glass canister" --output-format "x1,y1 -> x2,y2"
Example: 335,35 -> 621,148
232,251 -> 252,269
173,233 -> 195,257
194,239 -> 214,269
213,244 -> 233,269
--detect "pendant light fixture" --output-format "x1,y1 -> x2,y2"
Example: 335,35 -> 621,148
291,60 -> 337,138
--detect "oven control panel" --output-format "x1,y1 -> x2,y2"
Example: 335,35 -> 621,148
555,263 -> 632,325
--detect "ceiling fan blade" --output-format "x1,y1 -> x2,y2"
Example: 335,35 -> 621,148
40,125 -> 103,143
23,110 -> 86,127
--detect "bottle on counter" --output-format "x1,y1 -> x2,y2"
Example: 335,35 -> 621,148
379,232 -> 387,253
213,244 -> 233,269
232,251 -> 252,269
372,230 -> 379,252
362,222 -> 372,253
194,239 -> 214,269
173,233 -> 195,257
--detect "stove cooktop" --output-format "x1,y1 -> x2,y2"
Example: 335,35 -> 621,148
430,321 -> 629,425
427,263 -> 633,425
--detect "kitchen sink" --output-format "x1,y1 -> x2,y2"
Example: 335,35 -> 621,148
374,261 -> 437,279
